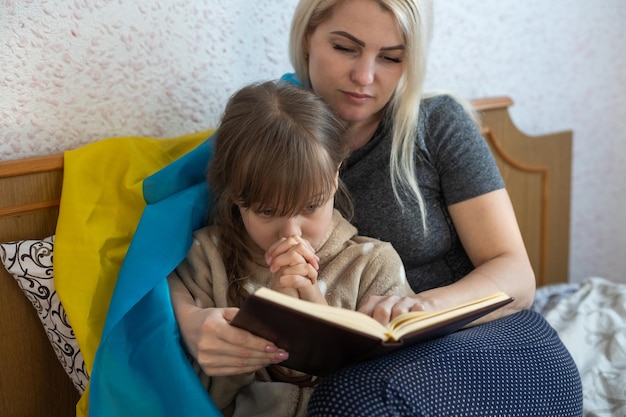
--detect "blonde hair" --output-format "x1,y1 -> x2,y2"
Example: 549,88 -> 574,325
208,80 -> 350,307
289,0 -> 434,227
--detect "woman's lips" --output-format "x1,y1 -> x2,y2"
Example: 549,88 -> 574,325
343,91 -> 372,104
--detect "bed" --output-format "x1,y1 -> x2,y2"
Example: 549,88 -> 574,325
1,97 -> 624,417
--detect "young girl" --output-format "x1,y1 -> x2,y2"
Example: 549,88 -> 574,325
169,80 -> 413,416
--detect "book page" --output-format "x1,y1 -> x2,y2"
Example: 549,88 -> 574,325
389,292 -> 512,339
253,287 -> 389,339
252,288 -> 512,342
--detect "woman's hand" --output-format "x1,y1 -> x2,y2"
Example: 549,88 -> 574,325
189,307 -> 289,376
265,235 -> 326,304
358,294 -> 432,326
168,275 -> 288,376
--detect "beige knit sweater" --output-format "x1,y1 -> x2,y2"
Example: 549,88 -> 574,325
171,210 -> 413,417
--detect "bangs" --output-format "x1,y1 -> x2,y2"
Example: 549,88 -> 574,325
235,136 -> 338,217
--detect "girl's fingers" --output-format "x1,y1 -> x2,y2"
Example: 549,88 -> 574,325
267,238 -> 319,272
265,236 -> 319,270
269,248 -> 306,272
276,263 -> 319,286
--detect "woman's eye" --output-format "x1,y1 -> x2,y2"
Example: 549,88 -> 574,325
333,44 -> 354,53
382,55 -> 402,64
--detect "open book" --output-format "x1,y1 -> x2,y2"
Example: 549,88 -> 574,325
231,287 -> 514,376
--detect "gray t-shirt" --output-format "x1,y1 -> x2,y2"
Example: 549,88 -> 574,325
340,94 -> 505,293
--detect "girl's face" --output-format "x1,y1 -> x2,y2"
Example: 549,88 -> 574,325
239,186 -> 336,252
306,0 -> 406,130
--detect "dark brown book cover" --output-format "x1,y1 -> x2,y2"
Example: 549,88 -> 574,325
231,289 -> 513,376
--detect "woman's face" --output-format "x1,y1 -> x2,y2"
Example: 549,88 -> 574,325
306,0 -> 406,129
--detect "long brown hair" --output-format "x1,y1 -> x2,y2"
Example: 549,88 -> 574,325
208,80 -> 351,307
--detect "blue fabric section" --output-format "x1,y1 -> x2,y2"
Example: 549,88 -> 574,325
102,182 -> 211,335
90,73 -> 299,415
90,157 -> 220,416
279,72 -> 302,86
90,279 -> 220,417
143,136 -> 214,204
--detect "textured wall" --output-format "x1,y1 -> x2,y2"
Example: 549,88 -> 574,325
1,0 -> 624,283
1,0 -> 296,156
428,1 -> 626,284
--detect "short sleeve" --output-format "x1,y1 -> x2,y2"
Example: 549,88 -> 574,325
422,95 -> 505,205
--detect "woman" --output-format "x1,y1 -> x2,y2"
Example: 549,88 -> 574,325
169,0 -> 583,415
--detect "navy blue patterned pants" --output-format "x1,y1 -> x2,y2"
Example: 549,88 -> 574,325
308,310 -> 582,416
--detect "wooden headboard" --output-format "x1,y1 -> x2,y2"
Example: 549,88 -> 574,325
473,97 -> 572,287
0,154 -> 79,416
0,97 -> 572,416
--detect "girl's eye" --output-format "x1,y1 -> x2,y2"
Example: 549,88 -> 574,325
256,208 -> 276,217
303,204 -> 319,213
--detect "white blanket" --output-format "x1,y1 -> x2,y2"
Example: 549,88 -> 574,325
542,277 -> 626,417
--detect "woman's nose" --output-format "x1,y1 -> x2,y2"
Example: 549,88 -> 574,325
350,57 -> 375,86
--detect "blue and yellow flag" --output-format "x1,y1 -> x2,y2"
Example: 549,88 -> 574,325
55,74 -> 300,416
54,131 -> 221,416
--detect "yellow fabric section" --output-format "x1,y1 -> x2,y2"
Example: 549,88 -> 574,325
77,385 -> 89,417
54,131 -> 211,414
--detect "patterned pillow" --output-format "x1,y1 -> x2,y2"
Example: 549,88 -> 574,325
0,236 -> 88,393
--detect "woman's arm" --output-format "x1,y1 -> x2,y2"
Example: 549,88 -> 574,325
168,274 -> 288,376
420,188 -> 535,321
359,189 -> 534,324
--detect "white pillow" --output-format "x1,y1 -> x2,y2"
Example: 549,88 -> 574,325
0,236 -> 88,393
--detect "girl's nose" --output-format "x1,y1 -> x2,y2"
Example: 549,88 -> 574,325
279,216 -> 302,238
350,57 -> 375,86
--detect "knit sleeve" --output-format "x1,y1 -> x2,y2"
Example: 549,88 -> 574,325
169,227 -> 228,309
352,239 -> 415,308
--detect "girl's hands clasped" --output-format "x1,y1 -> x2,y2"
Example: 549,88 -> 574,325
264,235 -> 326,304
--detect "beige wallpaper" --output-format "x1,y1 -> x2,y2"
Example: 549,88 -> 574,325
1,0 -> 624,284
